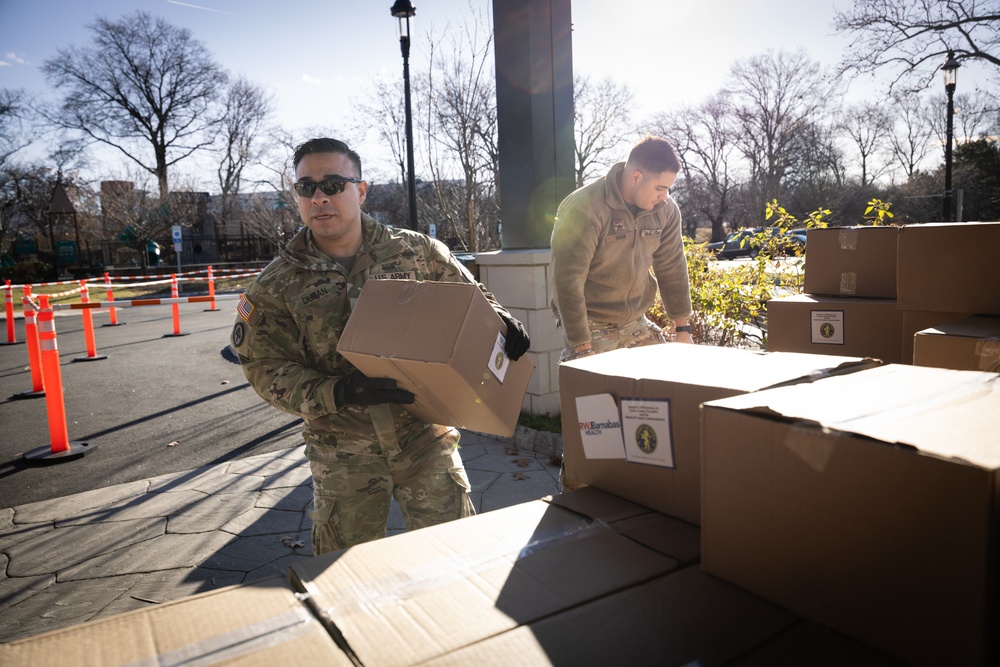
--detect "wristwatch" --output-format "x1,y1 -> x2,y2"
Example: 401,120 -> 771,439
675,325 -> 692,333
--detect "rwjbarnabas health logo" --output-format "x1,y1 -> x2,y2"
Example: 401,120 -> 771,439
579,419 -> 621,436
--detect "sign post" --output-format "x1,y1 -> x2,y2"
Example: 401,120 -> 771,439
172,225 -> 183,294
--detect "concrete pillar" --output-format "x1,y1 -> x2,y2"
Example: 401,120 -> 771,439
476,248 -> 561,416
484,0 -> 575,416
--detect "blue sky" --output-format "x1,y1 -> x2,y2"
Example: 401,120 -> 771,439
1,0 -> 990,185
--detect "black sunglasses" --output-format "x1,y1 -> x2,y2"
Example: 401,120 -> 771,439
293,175 -> 361,197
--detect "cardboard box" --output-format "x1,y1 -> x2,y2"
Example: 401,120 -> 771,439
901,309 -> 970,364
804,226 -> 898,298
337,279 -> 535,437
897,221 -> 1000,315
288,497 -> 680,667
702,364 -> 1000,667
767,294 -> 902,362
767,294 -> 966,364
417,567 -> 799,667
913,315 -> 1000,371
558,344 -> 878,524
0,577 -> 353,667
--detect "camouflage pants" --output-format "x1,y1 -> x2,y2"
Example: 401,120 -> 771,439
308,427 -> 475,555
559,315 -> 667,362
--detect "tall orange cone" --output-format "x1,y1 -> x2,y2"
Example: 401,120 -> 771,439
1,279 -> 22,346
22,295 -> 97,461
11,286 -> 45,400
204,265 -> 220,312
73,280 -> 107,362
163,273 -> 189,338
101,272 -> 124,327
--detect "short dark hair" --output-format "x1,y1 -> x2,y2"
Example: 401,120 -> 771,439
292,138 -> 363,177
626,135 -> 680,174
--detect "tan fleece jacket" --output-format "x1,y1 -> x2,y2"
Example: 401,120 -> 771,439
550,162 -> 693,348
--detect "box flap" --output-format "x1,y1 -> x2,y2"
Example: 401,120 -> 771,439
561,343 -> 878,394
417,567 -> 797,667
705,364 -> 1000,469
288,499 -> 679,666
917,314 -> 1000,340
0,577 -> 353,667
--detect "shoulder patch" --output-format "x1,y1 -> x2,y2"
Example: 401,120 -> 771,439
237,293 -> 262,325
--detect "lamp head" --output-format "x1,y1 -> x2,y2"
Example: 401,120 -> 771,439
391,0 -> 416,40
941,50 -> 960,92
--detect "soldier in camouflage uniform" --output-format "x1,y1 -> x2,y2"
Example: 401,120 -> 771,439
231,138 -> 530,555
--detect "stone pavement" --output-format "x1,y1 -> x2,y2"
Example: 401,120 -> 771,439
0,429 -> 562,643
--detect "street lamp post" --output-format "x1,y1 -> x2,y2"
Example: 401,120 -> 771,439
391,0 -> 418,231
941,50 -> 960,222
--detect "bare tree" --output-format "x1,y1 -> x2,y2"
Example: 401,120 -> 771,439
421,10 -> 500,252
354,77 -> 409,187
0,89 -> 32,170
727,49 -> 839,219
833,0 -> 1000,97
886,93 -> 935,179
41,11 -> 227,199
573,75 -> 637,187
838,102 -> 893,186
649,93 -> 741,242
216,77 -> 274,249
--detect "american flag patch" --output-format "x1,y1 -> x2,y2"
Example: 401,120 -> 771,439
237,294 -> 255,322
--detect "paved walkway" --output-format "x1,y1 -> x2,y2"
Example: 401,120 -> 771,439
0,430 -> 562,643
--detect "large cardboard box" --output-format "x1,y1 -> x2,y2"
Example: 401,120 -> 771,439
0,577 -> 353,667
767,294 -> 966,364
287,497 -> 680,667
767,294 -> 901,361
337,279 -> 535,437
897,221 -> 1000,315
804,226 -> 898,298
702,364 -> 1000,667
558,344 -> 878,525
913,315 -> 1000,371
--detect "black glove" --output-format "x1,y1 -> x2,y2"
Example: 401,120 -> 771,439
334,371 -> 414,406
499,312 -> 530,361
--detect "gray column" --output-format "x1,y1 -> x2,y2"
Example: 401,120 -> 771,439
492,0 -> 575,250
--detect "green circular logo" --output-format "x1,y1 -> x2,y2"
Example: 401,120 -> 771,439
820,322 -> 835,339
635,424 -> 656,454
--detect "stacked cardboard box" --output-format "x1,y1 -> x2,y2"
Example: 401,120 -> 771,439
766,223 -> 1000,363
913,315 -> 1000,371
701,363 -> 1000,667
557,343 -> 879,525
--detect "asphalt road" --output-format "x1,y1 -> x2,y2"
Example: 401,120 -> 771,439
0,298 -> 304,509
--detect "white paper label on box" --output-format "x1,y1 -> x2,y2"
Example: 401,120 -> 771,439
620,397 -> 675,468
487,331 -> 510,383
810,310 -> 845,345
575,393 -> 625,459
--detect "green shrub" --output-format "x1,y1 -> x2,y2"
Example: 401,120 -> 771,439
648,199 -> 831,349
0,260 -> 53,284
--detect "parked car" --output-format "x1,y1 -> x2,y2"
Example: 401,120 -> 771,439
708,227 -> 805,260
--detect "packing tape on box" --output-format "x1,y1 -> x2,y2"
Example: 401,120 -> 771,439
300,520 -> 609,619
123,606 -> 316,667
838,228 -> 859,250
977,339 -> 1000,372
839,272 -> 858,296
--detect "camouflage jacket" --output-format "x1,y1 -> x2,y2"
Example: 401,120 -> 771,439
232,214 -> 511,460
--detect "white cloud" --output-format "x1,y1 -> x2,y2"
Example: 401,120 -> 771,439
301,74 -> 323,86
3,52 -> 29,66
